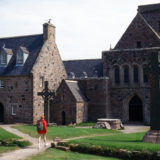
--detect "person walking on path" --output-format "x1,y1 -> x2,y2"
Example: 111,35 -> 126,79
37,115 -> 48,149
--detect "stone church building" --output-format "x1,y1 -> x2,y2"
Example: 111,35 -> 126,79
0,3 -> 160,125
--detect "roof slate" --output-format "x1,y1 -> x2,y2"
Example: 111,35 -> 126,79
0,34 -> 43,76
65,80 -> 86,102
63,59 -> 103,78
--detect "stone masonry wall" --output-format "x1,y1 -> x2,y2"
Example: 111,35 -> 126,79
31,23 -> 67,124
0,76 -> 33,123
102,48 -> 160,124
115,14 -> 160,49
78,78 -> 110,122
52,81 -> 77,125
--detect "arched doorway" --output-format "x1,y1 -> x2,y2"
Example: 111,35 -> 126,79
0,103 -> 4,122
62,111 -> 66,125
129,96 -> 143,122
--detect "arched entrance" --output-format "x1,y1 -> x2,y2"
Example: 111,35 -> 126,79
129,96 -> 143,122
0,103 -> 4,122
62,111 -> 66,125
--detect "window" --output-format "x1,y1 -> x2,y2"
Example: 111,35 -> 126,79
12,105 -> 17,115
143,67 -> 148,83
40,77 -> 44,87
134,66 -> 139,83
136,41 -> 142,48
0,80 -> 4,88
115,66 -> 120,84
17,52 -> 23,64
1,53 -> 6,64
124,66 -> 129,84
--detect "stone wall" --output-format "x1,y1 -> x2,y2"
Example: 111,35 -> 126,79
115,14 -> 160,49
53,81 -> 78,125
102,48 -> 160,124
77,77 -> 110,121
0,76 -> 33,123
31,23 -> 67,124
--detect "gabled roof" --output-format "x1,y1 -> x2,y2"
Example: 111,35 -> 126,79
63,59 -> 103,78
65,80 -> 87,102
2,48 -> 13,55
0,34 -> 43,76
114,13 -> 160,49
19,46 -> 29,54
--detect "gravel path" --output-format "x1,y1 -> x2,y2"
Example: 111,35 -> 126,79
0,125 -> 52,160
0,124 -> 150,160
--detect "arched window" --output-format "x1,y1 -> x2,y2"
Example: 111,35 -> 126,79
124,66 -> 129,84
133,66 -> 139,83
114,66 -> 120,84
143,66 -> 148,83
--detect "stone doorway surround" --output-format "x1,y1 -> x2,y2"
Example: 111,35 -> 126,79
122,93 -> 145,124
129,95 -> 143,122
0,102 -> 4,122
62,111 -> 66,125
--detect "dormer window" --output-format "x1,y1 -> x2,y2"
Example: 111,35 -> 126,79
17,52 -> 23,64
1,53 -> 7,64
0,48 -> 13,66
16,47 -> 29,65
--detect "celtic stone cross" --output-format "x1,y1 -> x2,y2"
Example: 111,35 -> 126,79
38,81 -> 55,123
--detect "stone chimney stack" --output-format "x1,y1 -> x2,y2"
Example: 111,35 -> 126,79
43,22 -> 56,41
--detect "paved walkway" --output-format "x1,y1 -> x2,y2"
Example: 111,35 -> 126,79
0,124 -> 150,160
0,125 -> 52,160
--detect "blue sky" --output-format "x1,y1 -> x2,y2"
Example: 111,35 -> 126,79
0,0 -> 160,60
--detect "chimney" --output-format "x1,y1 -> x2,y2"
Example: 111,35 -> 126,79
43,22 -> 56,41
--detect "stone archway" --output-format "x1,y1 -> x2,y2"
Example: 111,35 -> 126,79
0,103 -> 4,122
62,111 -> 66,125
129,96 -> 143,122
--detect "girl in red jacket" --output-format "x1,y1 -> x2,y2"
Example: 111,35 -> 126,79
37,115 -> 47,149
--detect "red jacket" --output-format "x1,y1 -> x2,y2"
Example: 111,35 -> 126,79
37,119 -> 47,134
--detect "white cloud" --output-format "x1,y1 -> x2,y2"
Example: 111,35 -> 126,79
0,0 -> 160,60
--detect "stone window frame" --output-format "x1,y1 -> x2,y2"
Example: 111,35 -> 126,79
11,103 -> 18,116
136,41 -> 142,48
114,65 -> 120,85
40,76 -> 44,88
143,64 -> 148,84
133,65 -> 139,84
123,65 -> 130,84
0,80 -> 4,88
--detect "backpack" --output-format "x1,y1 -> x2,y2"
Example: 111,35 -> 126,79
37,120 -> 44,131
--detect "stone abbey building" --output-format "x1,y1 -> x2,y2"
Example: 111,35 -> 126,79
0,3 -> 160,125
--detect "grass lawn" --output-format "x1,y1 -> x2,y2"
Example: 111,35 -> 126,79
0,127 -> 31,154
67,132 -> 160,153
25,148 -> 122,160
75,122 -> 96,127
13,125 -> 119,140
0,127 -> 20,154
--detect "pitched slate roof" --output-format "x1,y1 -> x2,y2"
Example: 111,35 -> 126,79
65,80 -> 86,102
0,34 -> 43,76
63,59 -> 103,78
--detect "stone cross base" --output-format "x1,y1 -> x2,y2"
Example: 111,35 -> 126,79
143,130 -> 160,143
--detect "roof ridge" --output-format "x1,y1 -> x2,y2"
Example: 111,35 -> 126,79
0,34 -> 43,40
